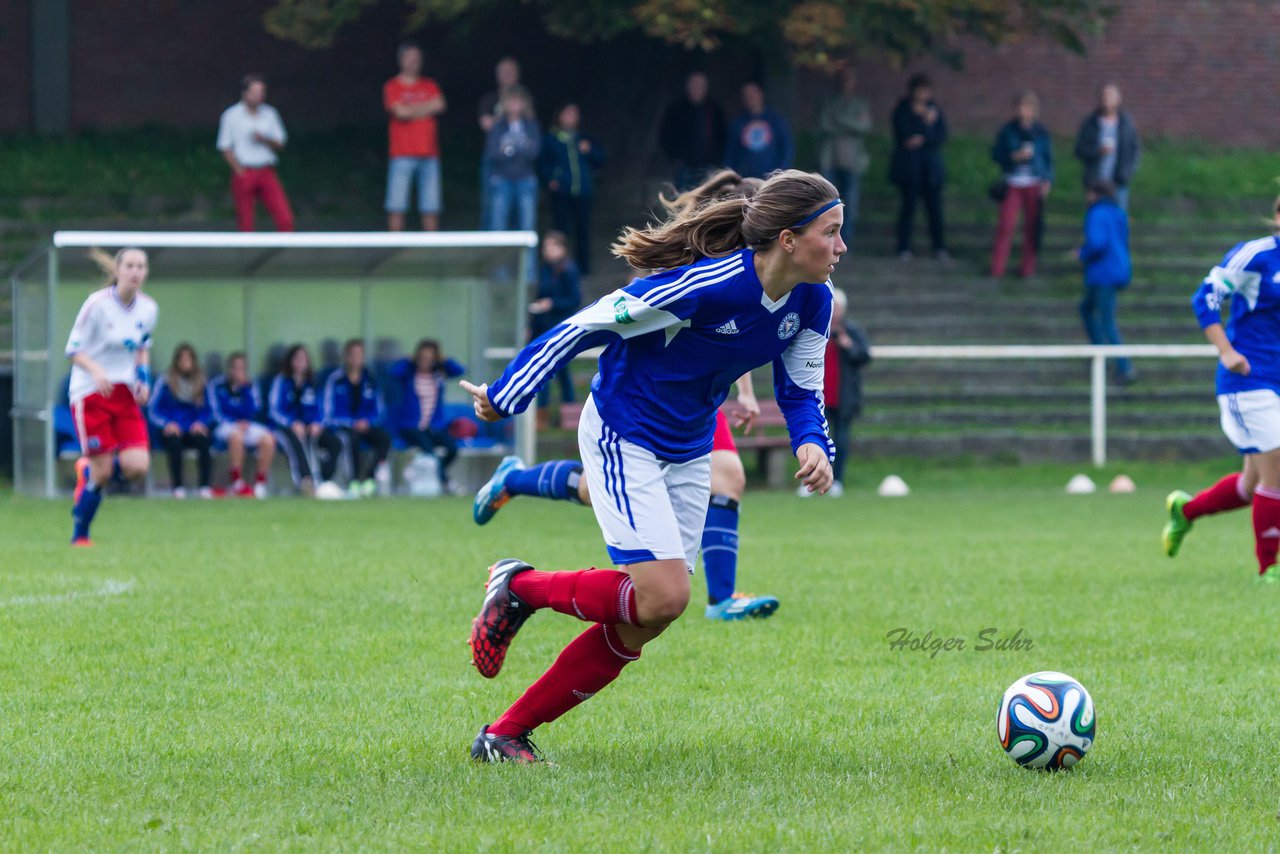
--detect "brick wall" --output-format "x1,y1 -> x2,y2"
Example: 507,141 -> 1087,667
6,0 -> 1279,147
0,3 -> 31,131
851,0 -> 1280,145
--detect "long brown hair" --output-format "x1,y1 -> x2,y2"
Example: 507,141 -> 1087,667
612,169 -> 838,272
165,342 -> 207,402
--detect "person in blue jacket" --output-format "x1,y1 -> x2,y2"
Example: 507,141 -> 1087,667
268,343 -> 330,494
149,342 -> 214,498
321,339 -> 391,498
387,338 -> 464,492
539,103 -> 604,274
1078,179 -> 1135,384
209,351 -> 276,498
530,231 -> 582,415
724,82 -> 793,180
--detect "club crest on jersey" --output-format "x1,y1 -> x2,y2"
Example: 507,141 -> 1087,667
777,312 -> 801,340
613,296 -> 635,325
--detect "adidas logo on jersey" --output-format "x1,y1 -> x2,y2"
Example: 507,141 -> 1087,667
715,320 -> 740,335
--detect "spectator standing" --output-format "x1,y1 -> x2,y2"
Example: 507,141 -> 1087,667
531,231 -> 582,416
889,74 -> 949,260
149,342 -> 214,499
268,344 -> 328,495
1078,179 -> 1136,384
478,58 -> 537,227
484,91 -> 541,275
388,339 -> 465,493
1074,83 -> 1140,211
659,71 -> 727,190
217,74 -> 294,232
321,339 -> 392,498
383,42 -> 446,232
991,91 -> 1054,278
724,83 -> 793,180
800,288 -> 870,498
539,104 -> 604,274
817,66 -> 872,251
208,351 -> 275,498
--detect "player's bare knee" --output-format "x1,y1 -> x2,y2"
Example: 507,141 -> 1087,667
637,586 -> 690,625
120,459 -> 149,480
710,451 -> 746,500
260,433 -> 276,451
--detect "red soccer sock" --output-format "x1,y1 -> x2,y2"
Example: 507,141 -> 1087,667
489,623 -> 640,737
229,467 -> 242,484
255,470 -> 267,484
1184,473 -> 1252,521
509,568 -> 638,626
1252,486 -> 1280,573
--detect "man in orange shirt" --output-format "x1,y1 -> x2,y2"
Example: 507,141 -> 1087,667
384,43 -> 447,231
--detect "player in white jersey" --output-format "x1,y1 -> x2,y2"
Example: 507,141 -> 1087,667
66,248 -> 158,545
462,169 -> 843,763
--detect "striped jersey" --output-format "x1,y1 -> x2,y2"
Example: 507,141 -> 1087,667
487,248 -> 835,462
64,286 -> 158,404
1193,236 -> 1280,395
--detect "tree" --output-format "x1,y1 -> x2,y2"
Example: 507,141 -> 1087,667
264,0 -> 1116,72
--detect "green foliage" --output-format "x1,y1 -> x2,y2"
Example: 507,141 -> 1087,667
1,461 -> 1277,848
262,0 -> 1116,70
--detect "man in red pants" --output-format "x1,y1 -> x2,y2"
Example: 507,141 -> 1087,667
217,73 -> 295,233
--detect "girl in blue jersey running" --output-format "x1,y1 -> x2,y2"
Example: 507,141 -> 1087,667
460,168 -> 845,763
1163,198 -> 1280,579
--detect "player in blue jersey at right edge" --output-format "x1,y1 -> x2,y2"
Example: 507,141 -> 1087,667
1164,197 -> 1280,579
460,169 -> 844,763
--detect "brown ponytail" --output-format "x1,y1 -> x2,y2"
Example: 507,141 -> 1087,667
612,169 -> 839,272
87,246 -> 147,287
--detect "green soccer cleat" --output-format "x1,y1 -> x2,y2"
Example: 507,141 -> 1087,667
1259,567 -> 1279,583
1162,490 -> 1193,557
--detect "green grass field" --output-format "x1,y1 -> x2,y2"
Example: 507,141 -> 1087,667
1,459 -> 1276,850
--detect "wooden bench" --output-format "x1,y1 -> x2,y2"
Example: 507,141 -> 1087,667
557,399 -> 794,488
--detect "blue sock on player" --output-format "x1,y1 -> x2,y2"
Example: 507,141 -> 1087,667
72,482 -> 102,541
701,495 -> 740,605
504,460 -> 583,503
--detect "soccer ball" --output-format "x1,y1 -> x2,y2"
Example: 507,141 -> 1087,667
996,671 -> 1095,770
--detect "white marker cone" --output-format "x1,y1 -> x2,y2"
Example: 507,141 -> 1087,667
878,474 -> 910,497
1065,474 -> 1097,494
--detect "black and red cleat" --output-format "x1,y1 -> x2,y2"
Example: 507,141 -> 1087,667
471,724 -> 542,763
469,558 -> 535,678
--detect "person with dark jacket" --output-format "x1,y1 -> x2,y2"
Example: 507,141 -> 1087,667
1078,180 -> 1136,384
1074,83 -> 1139,211
484,90 -> 541,276
659,71 -> 727,191
530,231 -> 583,411
539,104 -> 605,274
802,287 -> 871,498
724,82 -> 793,180
321,339 -> 391,497
890,74 -> 949,260
268,343 -> 326,494
991,91 -> 1054,278
148,342 -> 215,498
388,339 -> 465,492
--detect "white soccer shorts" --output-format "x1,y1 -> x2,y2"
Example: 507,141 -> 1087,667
578,395 -> 711,573
1218,390 -> 1280,454
215,421 -> 272,448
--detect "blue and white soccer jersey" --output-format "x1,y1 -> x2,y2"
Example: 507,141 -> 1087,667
485,248 -> 834,568
1193,236 -> 1280,453
579,396 -> 710,572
